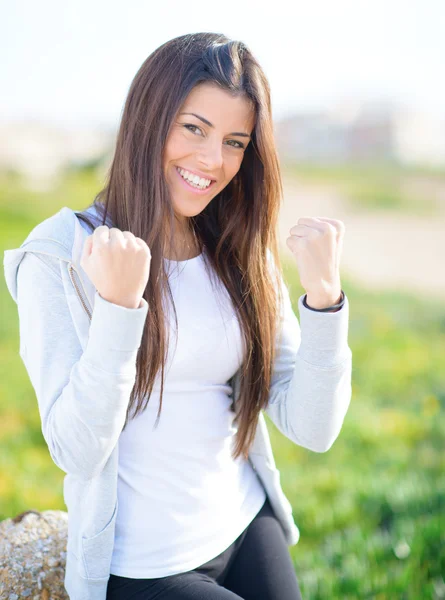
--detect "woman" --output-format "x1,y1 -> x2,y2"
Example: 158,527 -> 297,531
4,32 -> 352,599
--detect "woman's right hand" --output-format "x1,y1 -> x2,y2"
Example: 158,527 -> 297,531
80,226 -> 152,309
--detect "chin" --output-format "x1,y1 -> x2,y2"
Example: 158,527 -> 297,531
171,201 -> 204,219
171,193 -> 213,215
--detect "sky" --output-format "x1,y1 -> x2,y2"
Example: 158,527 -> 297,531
1,0 -> 444,130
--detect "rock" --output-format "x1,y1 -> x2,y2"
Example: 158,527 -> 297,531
0,510 -> 69,599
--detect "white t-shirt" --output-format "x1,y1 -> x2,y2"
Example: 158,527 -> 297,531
78,215 -> 266,579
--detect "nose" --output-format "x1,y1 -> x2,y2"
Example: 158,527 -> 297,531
197,140 -> 224,172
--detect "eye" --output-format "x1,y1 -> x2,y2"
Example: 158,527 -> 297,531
183,124 -> 245,149
184,124 -> 203,136
226,140 -> 245,149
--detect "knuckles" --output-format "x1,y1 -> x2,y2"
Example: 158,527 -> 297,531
88,225 -> 151,256
291,218 -> 345,238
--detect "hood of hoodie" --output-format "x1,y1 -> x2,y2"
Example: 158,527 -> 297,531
3,204 -> 110,306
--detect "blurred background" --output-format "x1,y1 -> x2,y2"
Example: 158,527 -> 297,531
1,1 -> 444,598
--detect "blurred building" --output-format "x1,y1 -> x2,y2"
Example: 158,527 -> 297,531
392,109 -> 445,166
0,120 -> 115,189
275,101 -> 445,167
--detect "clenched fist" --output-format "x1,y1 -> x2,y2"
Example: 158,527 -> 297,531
286,216 -> 344,308
80,226 -> 151,309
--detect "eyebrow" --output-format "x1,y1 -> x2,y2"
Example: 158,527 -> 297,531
179,112 -> 251,138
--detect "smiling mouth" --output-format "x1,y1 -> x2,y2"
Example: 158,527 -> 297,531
175,166 -> 216,191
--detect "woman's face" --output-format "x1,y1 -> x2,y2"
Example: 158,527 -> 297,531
163,82 -> 255,221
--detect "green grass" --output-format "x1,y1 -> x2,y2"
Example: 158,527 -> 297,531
1,169 -> 444,599
274,261 -> 445,599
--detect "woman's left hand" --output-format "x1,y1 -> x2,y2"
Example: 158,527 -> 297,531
286,217 -> 345,309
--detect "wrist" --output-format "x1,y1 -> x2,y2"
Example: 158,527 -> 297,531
305,291 -> 343,311
99,292 -> 143,310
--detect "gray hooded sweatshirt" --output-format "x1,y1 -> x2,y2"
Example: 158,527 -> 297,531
3,205 -> 352,599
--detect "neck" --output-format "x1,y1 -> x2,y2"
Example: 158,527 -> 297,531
162,217 -> 200,261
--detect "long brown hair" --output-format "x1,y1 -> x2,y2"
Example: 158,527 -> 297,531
76,32 -> 285,460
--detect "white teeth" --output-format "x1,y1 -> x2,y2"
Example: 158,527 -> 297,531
177,167 -> 212,189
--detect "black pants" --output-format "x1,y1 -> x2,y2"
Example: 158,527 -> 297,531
106,496 -> 302,599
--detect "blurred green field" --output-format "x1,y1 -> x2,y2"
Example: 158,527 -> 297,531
1,169 -> 444,599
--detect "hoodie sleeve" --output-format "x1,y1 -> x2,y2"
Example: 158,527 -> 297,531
264,259 -> 353,453
15,251 -> 148,479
